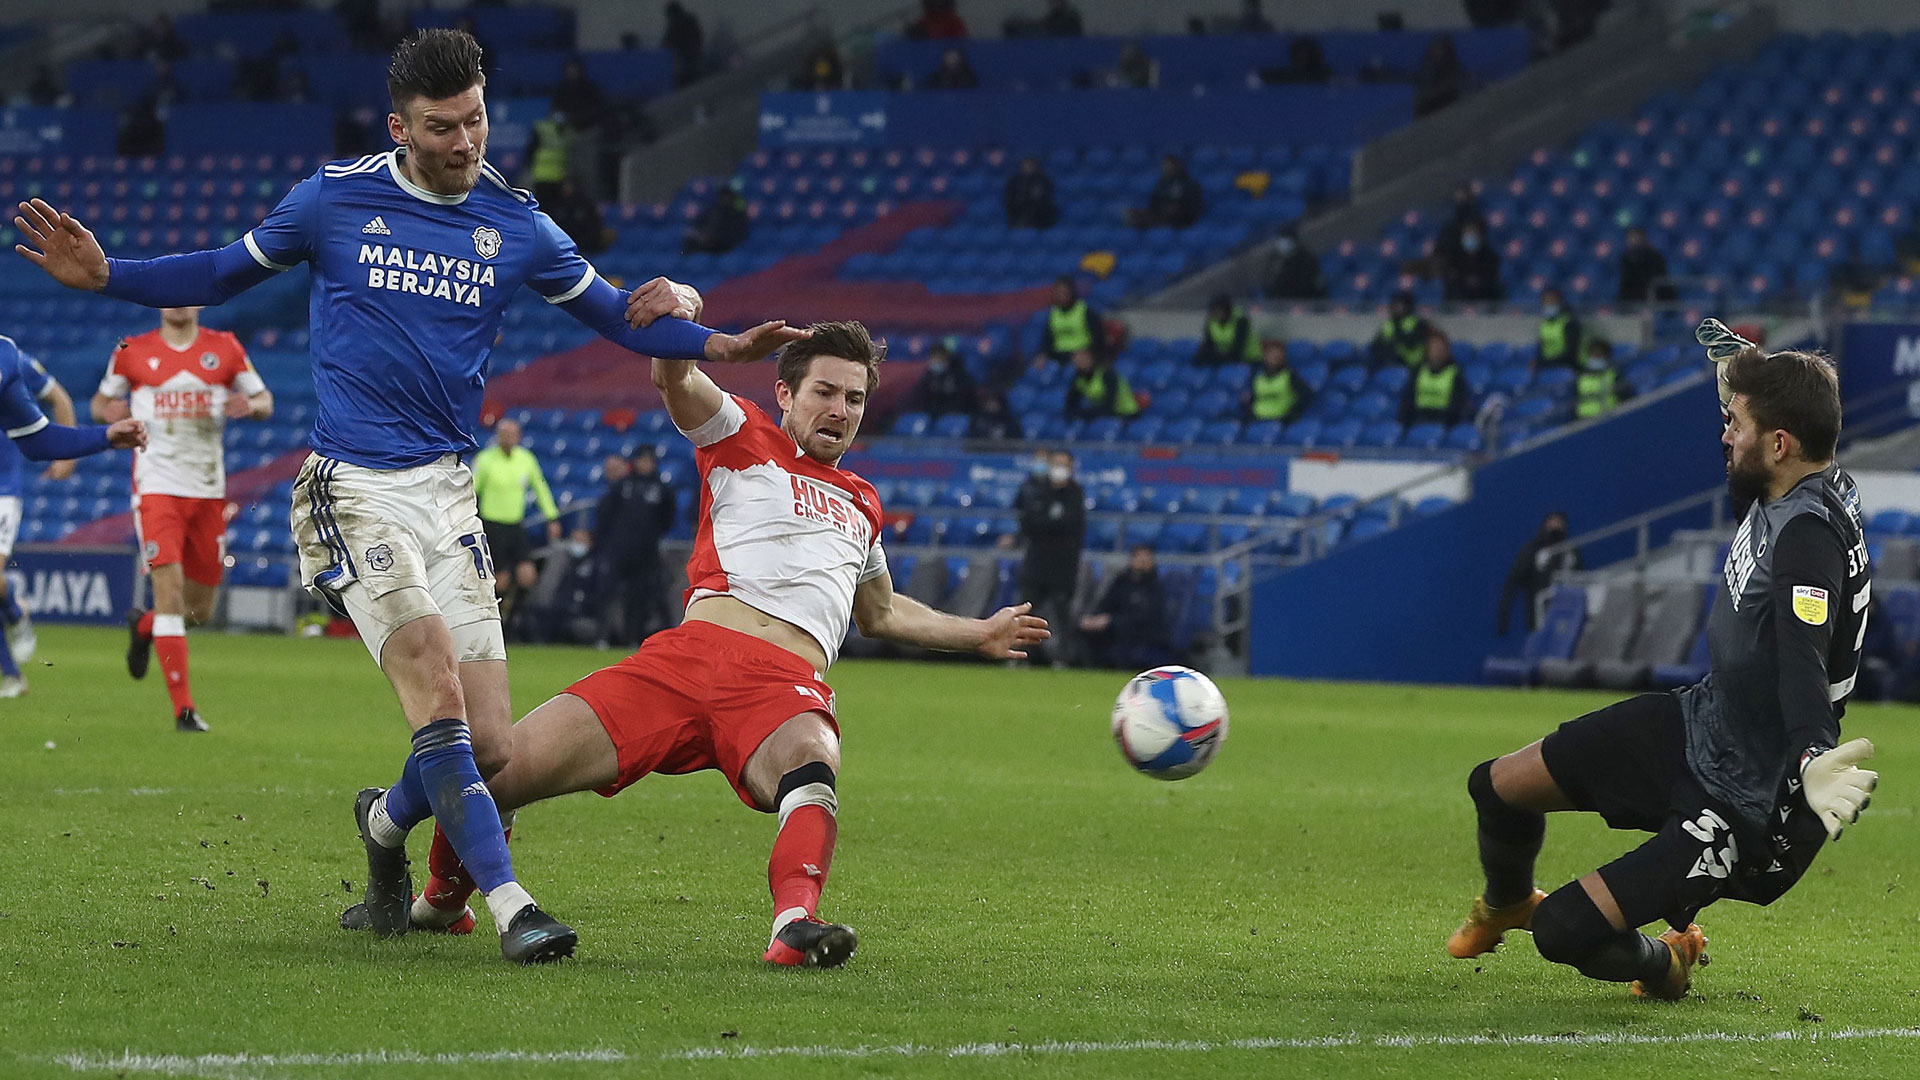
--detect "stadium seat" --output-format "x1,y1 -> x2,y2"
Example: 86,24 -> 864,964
1596,583 -> 1710,691
1484,586 -> 1587,685
1538,581 -> 1643,689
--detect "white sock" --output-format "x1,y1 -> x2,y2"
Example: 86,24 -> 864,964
365,792 -> 408,849
411,893 -> 466,927
485,881 -> 535,930
152,613 -> 186,638
770,904 -> 809,945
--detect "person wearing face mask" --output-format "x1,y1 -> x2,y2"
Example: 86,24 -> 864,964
1618,226 -> 1672,303
1536,286 -> 1585,371
911,341 -> 978,420
1264,227 -> 1326,300
1575,337 -> 1632,420
1444,222 -> 1503,302
1370,289 -> 1431,370
1496,510 -> 1581,637
1013,449 -> 1086,667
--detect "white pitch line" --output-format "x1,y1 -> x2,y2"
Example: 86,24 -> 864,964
49,1026 -> 1920,1075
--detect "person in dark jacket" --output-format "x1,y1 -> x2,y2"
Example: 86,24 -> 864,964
1495,511 -> 1581,636
912,343 -> 979,417
1193,293 -> 1258,367
1618,227 -> 1672,303
1444,221 -> 1503,302
1370,289 -> 1432,369
1014,449 -> 1086,666
1079,545 -> 1173,669
593,446 -> 677,646
1414,34 -> 1467,116
1265,228 -> 1328,300
1399,331 -> 1470,428
923,48 -> 981,89
1134,155 -> 1203,229
1003,156 -> 1059,230
682,183 -> 749,255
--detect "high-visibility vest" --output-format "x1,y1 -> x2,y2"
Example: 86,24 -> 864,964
1539,312 -> 1577,364
1047,300 -> 1094,354
1205,310 -> 1258,362
1576,367 -> 1618,418
1380,314 -> 1426,367
1413,364 -> 1458,412
1072,368 -> 1140,416
1249,370 -> 1297,421
531,117 -> 572,184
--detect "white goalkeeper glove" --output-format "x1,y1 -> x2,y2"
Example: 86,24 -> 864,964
1800,739 -> 1878,841
1695,317 -> 1755,411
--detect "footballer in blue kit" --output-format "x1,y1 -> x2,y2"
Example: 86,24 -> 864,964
13,27 -> 805,963
0,338 -> 90,697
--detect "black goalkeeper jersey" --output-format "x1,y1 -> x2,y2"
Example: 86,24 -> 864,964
1676,465 -> 1869,846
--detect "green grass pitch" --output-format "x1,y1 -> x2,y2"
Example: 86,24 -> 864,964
4,624 -> 1919,1079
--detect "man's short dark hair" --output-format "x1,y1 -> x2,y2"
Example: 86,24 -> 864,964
1725,346 -> 1841,461
389,29 -> 486,117
777,321 -> 884,395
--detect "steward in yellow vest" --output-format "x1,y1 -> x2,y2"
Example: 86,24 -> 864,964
1194,293 -> 1260,366
1398,333 -> 1468,428
1039,276 -> 1100,363
1245,339 -> 1313,423
1370,289 -> 1431,369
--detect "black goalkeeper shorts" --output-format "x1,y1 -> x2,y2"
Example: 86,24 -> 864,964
1540,692 -> 1828,929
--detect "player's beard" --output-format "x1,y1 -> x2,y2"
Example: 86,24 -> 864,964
416,143 -> 485,195
1726,440 -> 1770,512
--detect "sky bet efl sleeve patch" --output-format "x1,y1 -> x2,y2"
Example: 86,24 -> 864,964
1791,585 -> 1831,626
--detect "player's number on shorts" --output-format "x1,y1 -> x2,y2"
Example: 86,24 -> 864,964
459,533 -> 494,581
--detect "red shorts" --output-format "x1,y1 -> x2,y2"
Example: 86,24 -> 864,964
135,493 -> 227,586
566,620 -> 839,807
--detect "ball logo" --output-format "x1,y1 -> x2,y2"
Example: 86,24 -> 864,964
199,352 -> 220,370
365,544 -> 395,572
143,539 -> 160,562
472,226 -> 503,260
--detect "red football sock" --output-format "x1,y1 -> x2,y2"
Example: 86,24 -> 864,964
768,805 -> 837,921
154,633 -> 192,713
136,611 -> 154,641
421,823 -> 509,911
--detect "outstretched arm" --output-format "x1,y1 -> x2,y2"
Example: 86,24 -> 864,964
14,199 -> 274,306
852,570 -> 1050,659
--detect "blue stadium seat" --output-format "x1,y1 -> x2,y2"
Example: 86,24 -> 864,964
1484,586 -> 1587,685
1281,417 -> 1322,446
891,412 -> 931,437
1358,420 -> 1403,447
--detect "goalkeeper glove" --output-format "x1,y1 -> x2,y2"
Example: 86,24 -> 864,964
1800,739 -> 1878,841
1695,317 -> 1755,411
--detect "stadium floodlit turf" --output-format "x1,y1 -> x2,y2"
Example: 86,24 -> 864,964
6,624 -> 1920,1080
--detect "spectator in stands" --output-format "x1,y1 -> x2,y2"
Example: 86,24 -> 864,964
1193,293 -> 1259,367
1535,286 -> 1584,370
907,0 -> 970,39
1065,350 -> 1140,420
554,59 -> 607,131
663,2 -> 705,87
1110,41 -> 1156,89
594,445 -> 677,647
1434,183 -> 1485,265
525,108 -> 578,205
1079,545 -> 1173,669
1130,154 -> 1203,230
1245,339 -> 1313,423
1369,289 -> 1431,369
1495,511 -> 1580,636
682,182 -> 750,255
338,0 -> 392,52
142,14 -> 189,64
1398,331 -> 1469,428
24,65 -> 67,108
791,44 -> 846,91
549,179 -> 612,255
116,98 -> 166,158
1003,156 -> 1059,230
1237,0 -> 1276,33
1617,226 -> 1671,303
912,342 -> 979,418
1574,337 -> 1632,419
1443,221 -> 1502,302
146,58 -> 184,110
1036,276 -> 1101,366
1260,35 -> 1333,85
1265,227 -> 1328,300
1013,449 -> 1086,667
1414,34 -> 1467,116
1042,0 -> 1085,37
924,48 -> 981,89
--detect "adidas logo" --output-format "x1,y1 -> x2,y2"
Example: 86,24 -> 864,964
460,780 -> 490,798
362,216 -> 391,235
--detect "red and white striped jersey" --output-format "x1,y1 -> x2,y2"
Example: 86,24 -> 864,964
99,327 -> 266,499
681,395 -> 886,668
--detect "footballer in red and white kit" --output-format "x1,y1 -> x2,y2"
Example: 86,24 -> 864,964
347,315 -> 1048,968
94,306 -> 273,732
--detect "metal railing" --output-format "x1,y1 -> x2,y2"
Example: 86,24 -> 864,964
1538,485 -> 1729,573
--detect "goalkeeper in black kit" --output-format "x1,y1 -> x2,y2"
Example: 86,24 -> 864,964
1443,321 -> 1879,1000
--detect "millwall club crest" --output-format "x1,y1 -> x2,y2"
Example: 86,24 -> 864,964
365,544 -> 395,572
472,226 -> 503,259
199,352 -> 220,370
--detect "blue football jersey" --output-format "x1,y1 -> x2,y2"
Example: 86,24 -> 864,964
242,150 -> 601,470
0,336 -> 54,498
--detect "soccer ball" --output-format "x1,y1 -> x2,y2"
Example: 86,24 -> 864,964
1111,665 -> 1229,780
